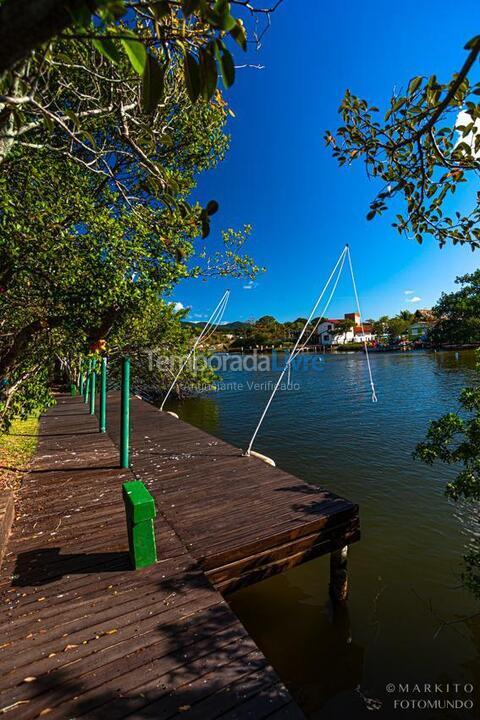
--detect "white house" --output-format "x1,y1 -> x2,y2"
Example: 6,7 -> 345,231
315,313 -> 375,346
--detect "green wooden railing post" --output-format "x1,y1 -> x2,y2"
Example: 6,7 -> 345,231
89,364 -> 96,415
99,357 -> 107,433
70,382 -> 76,397
122,481 -> 157,569
120,356 -> 130,468
84,359 -> 92,404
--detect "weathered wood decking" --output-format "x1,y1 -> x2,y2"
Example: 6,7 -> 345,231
104,392 -> 360,595
0,392 -> 359,719
0,396 -> 305,719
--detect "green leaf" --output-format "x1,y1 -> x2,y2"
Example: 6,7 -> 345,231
92,37 -> 121,64
199,47 -> 218,100
201,216 -> 210,238
465,35 -> 480,50
210,0 -> 236,30
218,47 -> 234,89
64,109 -> 81,128
183,52 -> 201,102
182,0 -> 202,15
206,200 -> 219,216
150,0 -> 171,18
81,130 -> 98,149
70,4 -> 92,27
142,54 -> 166,113
407,76 -> 423,95
121,34 -> 147,75
230,20 -> 247,51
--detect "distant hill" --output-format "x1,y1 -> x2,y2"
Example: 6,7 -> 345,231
182,320 -> 249,333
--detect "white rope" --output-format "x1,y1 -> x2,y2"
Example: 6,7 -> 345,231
346,246 -> 377,402
245,246 -> 348,456
290,249 -> 347,361
197,293 -> 229,345
160,289 -> 230,411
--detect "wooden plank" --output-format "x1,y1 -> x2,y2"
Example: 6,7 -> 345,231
104,392 -> 360,592
0,491 -> 14,569
0,395 -> 306,720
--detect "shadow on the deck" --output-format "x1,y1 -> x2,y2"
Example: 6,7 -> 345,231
7,570 -> 290,719
12,548 -> 131,586
28,464 -> 121,474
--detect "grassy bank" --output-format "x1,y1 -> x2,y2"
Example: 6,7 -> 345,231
0,416 -> 39,494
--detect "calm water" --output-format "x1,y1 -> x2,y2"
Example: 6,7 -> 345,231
168,350 -> 480,719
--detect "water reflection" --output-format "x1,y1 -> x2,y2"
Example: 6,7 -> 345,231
163,395 -> 220,435
230,562 -> 364,718
168,350 -> 480,718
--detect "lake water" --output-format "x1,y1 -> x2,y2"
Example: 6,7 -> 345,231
168,350 -> 480,719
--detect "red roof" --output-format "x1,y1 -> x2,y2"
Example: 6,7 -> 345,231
354,325 -> 373,334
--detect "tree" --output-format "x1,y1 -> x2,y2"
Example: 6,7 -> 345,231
333,318 -> 354,342
0,133 -> 258,428
326,36 -> 480,249
0,26 -> 232,234
0,2 -> 280,175
386,317 -> 409,342
0,0 -> 281,98
414,353 -> 480,597
106,296 -> 218,401
430,270 -> 480,345
372,315 -> 389,341
398,309 -> 414,322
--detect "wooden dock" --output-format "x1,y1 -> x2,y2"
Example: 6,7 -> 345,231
104,393 -> 360,595
0,392 -> 360,719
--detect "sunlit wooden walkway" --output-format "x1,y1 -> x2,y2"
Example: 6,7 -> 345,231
104,392 -> 360,595
0,396 -> 305,719
0,392 -> 360,719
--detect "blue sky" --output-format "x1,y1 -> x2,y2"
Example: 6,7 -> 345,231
173,0 -> 479,323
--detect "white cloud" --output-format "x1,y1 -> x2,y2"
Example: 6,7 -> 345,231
404,290 -> 414,295
243,281 -> 257,290
406,295 -> 421,303
172,301 -> 184,312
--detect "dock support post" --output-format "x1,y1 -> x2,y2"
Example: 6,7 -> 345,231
99,357 -> 107,433
120,357 -> 130,468
89,364 -> 96,415
329,546 -> 349,603
122,480 -> 157,569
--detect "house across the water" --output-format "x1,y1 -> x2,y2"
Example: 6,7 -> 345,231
316,312 -> 376,346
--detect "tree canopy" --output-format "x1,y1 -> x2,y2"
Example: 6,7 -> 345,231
0,29 -> 260,429
430,270 -> 480,345
326,36 -> 480,249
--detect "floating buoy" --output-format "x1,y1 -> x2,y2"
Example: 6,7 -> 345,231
244,450 -> 276,467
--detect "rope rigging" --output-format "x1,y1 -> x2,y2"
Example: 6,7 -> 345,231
160,289 -> 230,411
245,244 -> 377,458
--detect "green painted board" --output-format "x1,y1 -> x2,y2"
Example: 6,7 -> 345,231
122,481 -> 157,569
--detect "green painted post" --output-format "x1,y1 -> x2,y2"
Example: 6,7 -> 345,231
122,481 -> 157,569
70,382 -> 76,397
84,359 -> 92,403
89,366 -> 96,415
120,356 -> 130,468
99,357 -> 107,433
